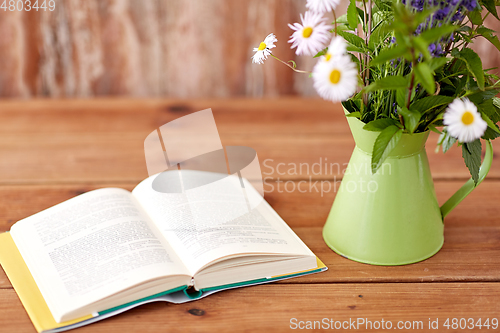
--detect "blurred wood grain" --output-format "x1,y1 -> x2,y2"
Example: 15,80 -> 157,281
0,0 -> 305,98
2,0 -> 496,99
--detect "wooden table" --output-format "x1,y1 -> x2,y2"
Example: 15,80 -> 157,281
1,98 -> 499,332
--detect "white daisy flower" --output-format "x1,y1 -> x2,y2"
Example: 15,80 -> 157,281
312,55 -> 358,102
288,11 -> 332,56
443,98 -> 487,143
322,36 -> 347,62
252,33 -> 278,64
306,0 -> 341,13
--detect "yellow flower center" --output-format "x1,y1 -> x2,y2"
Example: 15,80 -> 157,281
329,69 -> 341,84
302,27 -> 313,38
325,53 -> 332,61
461,111 -> 474,125
258,42 -> 267,51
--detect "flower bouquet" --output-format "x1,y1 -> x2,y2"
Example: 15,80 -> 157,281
252,0 -> 500,265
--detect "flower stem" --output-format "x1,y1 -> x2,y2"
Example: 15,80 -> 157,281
407,70 -> 415,109
270,54 -> 311,74
404,48 -> 417,127
332,10 -> 337,36
362,0 -> 372,107
366,0 -> 372,85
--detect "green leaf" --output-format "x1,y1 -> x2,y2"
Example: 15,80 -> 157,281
371,125 -> 403,174
342,100 -> 360,114
346,111 -> 361,118
477,26 -> 500,52
437,129 -> 457,153
396,88 -> 406,108
347,0 -> 359,29
414,62 -> 436,94
493,97 -> 500,109
370,44 -> 408,66
468,89 -> 499,105
481,112 -> 500,134
478,99 -> 500,124
373,0 -> 392,12
481,0 -> 499,19
468,9 -> 484,25
410,95 -> 454,112
427,57 -> 449,72
462,139 -> 482,185
414,8 -> 437,26
346,45 -> 366,53
429,124 -> 442,134
338,31 -> 366,50
363,118 -> 400,131
364,76 -> 408,92
356,7 -> 366,26
314,48 -> 328,58
413,36 -> 432,61
419,25 -> 458,43
398,107 -> 421,133
368,21 -> 390,49
440,77 -> 454,86
349,53 -> 361,66
334,14 -> 349,25
482,126 -> 500,140
452,48 -> 485,90
433,119 -> 445,127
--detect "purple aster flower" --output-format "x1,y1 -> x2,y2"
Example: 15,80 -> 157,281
452,8 -> 464,21
461,0 -> 477,11
434,7 -> 450,20
428,43 -> 436,53
436,44 -> 443,55
412,0 -> 424,11
415,24 -> 423,35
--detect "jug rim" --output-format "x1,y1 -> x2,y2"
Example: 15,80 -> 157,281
344,109 -> 430,157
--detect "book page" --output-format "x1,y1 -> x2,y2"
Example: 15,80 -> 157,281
132,171 -> 314,275
10,188 -> 191,322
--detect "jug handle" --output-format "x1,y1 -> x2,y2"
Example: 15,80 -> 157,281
440,140 -> 493,220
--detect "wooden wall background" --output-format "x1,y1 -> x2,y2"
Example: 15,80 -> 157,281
0,0 -> 498,99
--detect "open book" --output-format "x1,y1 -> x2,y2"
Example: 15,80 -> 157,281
0,170 -> 326,332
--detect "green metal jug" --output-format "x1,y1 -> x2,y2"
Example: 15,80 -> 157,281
323,114 -> 493,265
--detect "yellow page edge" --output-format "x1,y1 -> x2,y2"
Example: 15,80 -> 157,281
0,232 -> 93,333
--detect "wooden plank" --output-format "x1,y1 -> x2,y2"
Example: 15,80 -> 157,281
291,226 -> 500,284
0,180 -> 497,233
0,98 -> 349,134
1,131 -> 494,182
2,224 -> 500,288
0,99 -> 498,182
1,283 -> 499,332
0,178 -> 498,287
